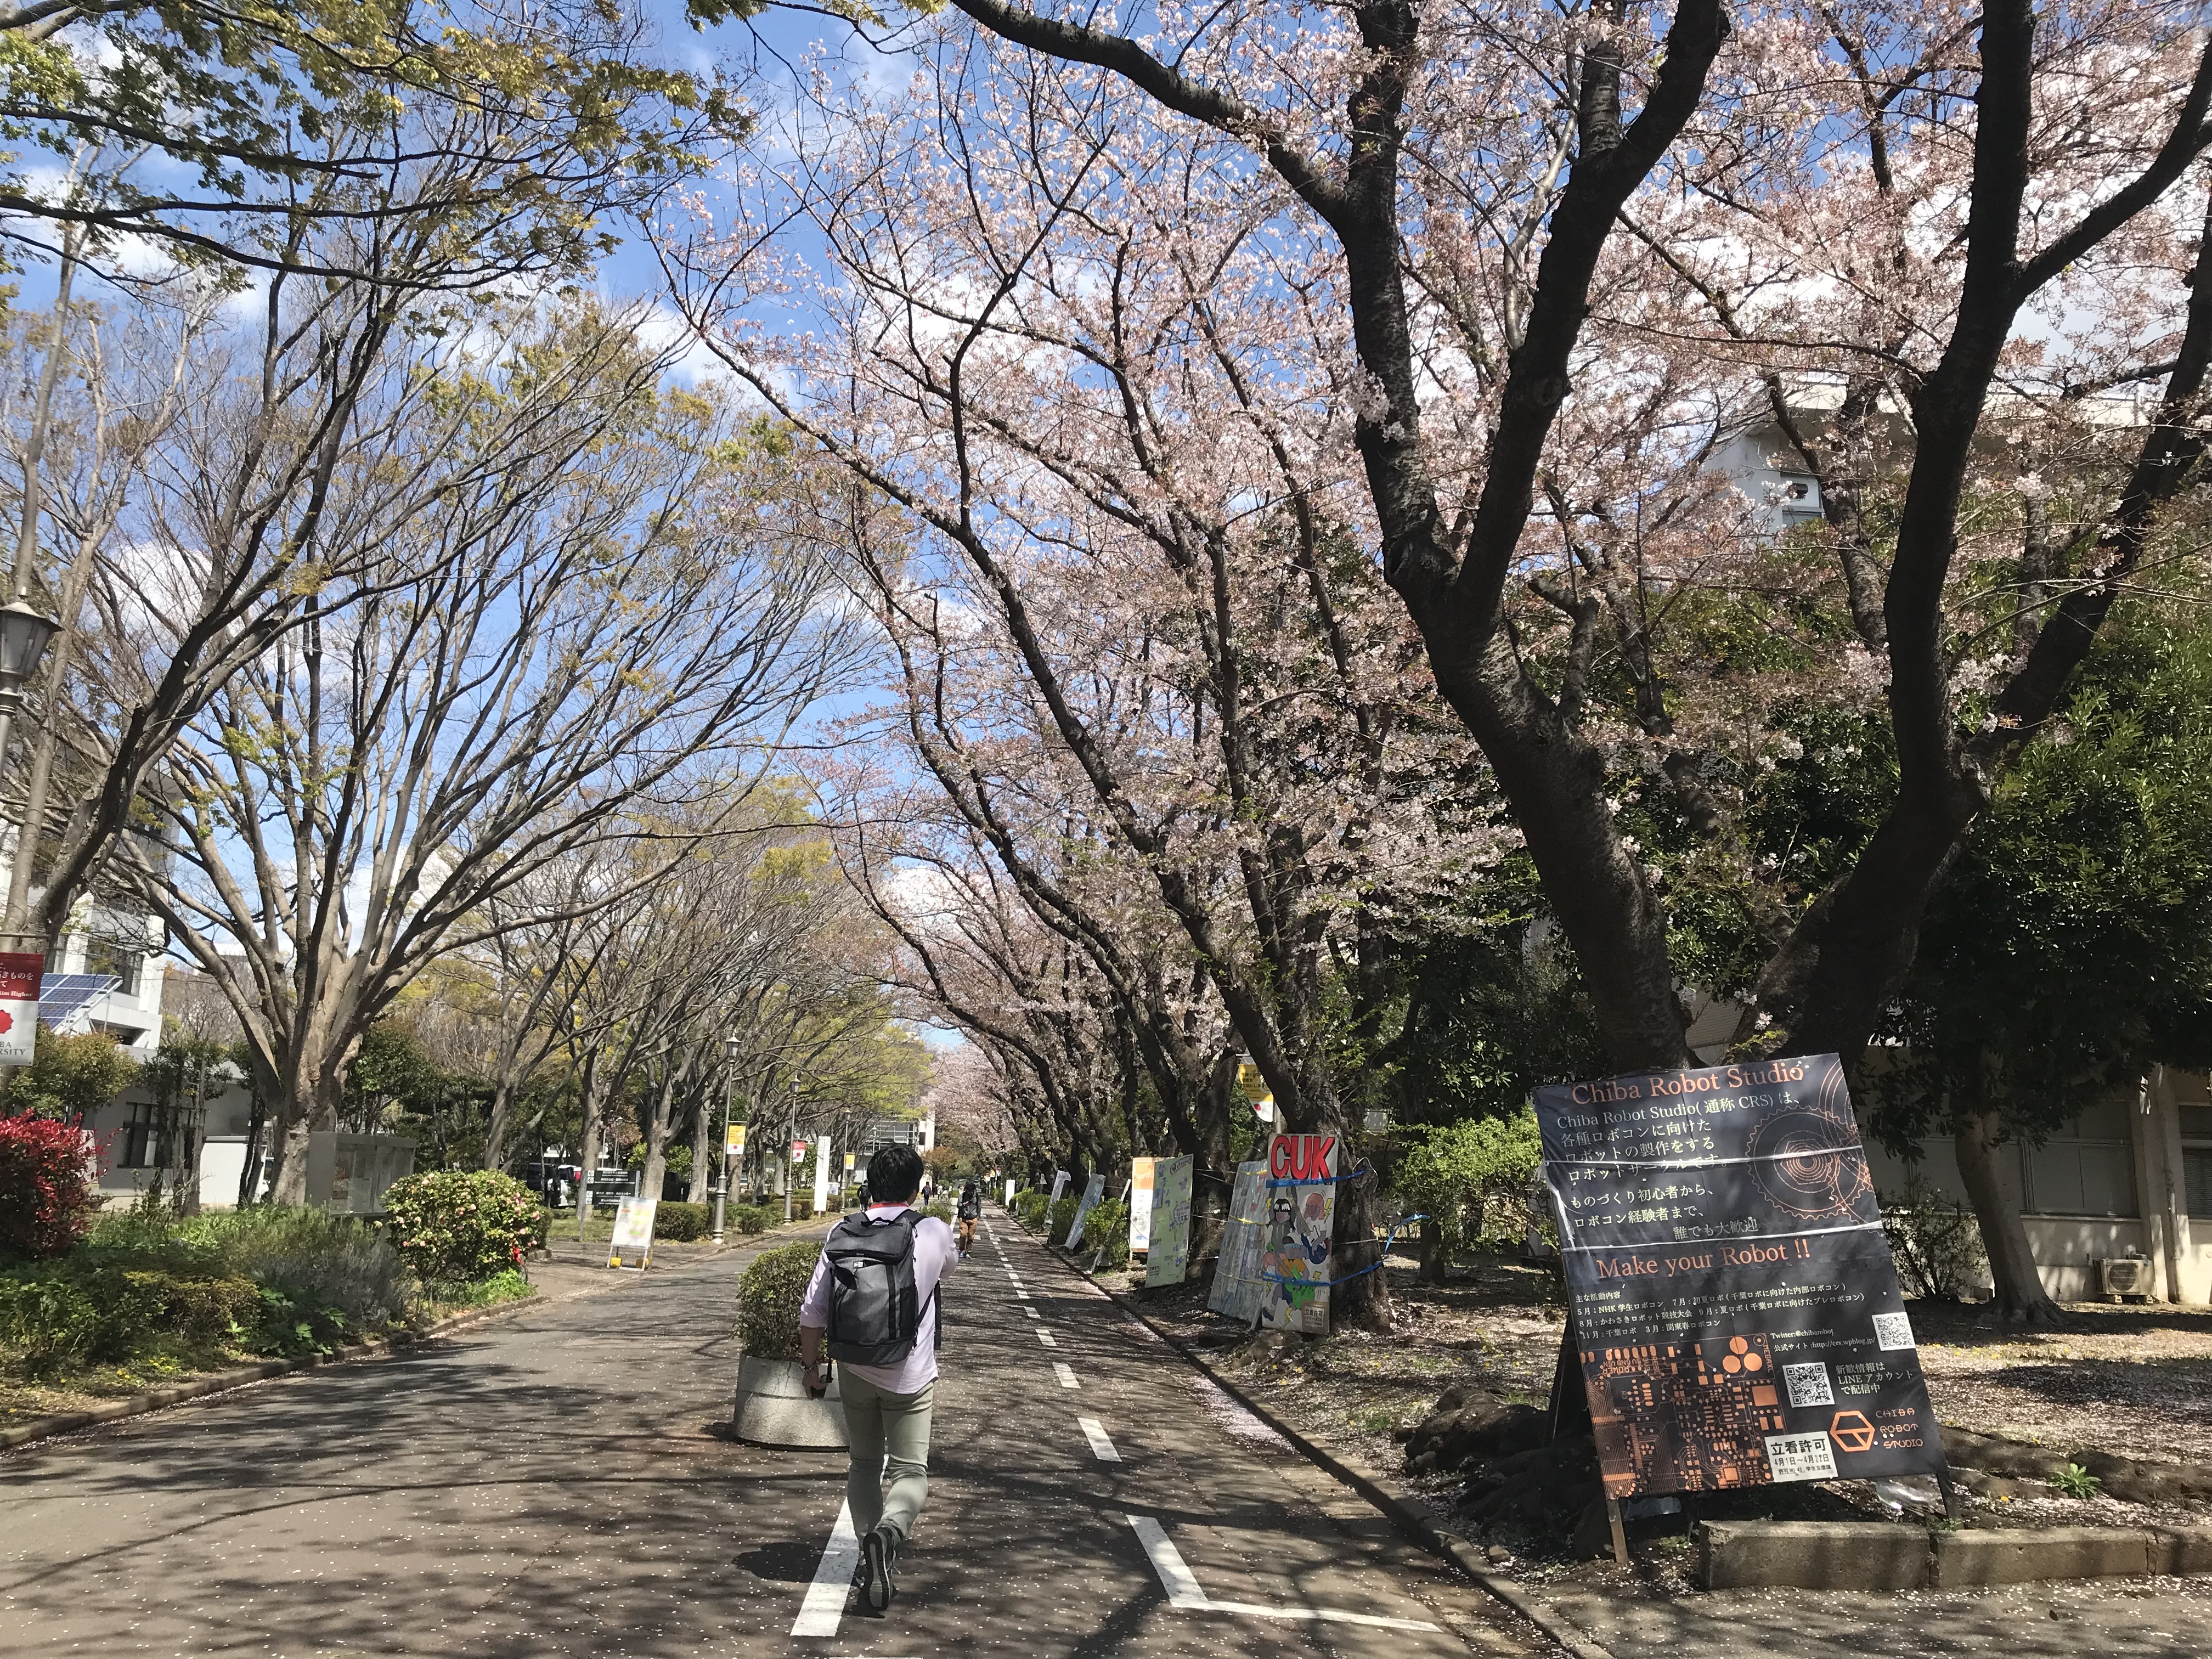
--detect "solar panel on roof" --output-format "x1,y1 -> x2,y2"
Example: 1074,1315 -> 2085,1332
39,973 -> 120,1029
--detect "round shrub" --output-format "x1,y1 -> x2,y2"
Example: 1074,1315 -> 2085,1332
731,1204 -> 774,1235
0,1115 -> 100,1259
383,1170 -> 546,1284
733,1239 -> 821,1360
1083,1196 -> 1130,1267
655,1201 -> 709,1243
1046,1193 -> 1079,1246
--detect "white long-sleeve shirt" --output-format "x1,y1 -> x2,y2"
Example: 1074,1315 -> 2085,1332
799,1205 -> 960,1395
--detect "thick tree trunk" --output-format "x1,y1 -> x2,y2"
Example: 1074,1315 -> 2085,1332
685,1096 -> 712,1204
1953,1108 -> 2058,1324
1332,1172 -> 1392,1331
641,1067 -> 679,1201
1419,1216 -> 1446,1285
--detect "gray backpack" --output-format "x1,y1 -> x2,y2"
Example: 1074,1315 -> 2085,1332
824,1211 -> 940,1366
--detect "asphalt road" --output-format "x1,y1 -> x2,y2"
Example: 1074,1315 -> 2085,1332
0,1213 -> 1531,1658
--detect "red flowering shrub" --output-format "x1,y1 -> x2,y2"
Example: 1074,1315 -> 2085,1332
0,1114 -> 100,1259
382,1170 -> 546,1284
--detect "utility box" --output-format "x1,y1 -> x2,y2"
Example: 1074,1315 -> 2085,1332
305,1132 -> 415,1216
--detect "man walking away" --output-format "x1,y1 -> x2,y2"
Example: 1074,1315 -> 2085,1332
799,1146 -> 957,1613
955,1180 -> 980,1257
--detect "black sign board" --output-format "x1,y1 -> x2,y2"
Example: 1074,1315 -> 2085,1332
1532,1053 -> 1946,1499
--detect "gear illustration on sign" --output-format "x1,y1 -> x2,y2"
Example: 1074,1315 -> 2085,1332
1745,1063 -> 1876,1223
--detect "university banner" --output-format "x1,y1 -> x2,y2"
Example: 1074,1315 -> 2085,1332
0,951 -> 38,1065
1532,1053 -> 1946,1499
1144,1156 -> 1193,1287
1259,1133 -> 1337,1335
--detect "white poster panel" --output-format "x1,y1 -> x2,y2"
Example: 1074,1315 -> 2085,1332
1206,1160 -> 1269,1318
812,1143 -> 833,1215
1128,1157 -> 1157,1255
608,1197 -> 659,1269
1144,1156 -> 1194,1288
1048,1169 -> 1070,1204
1004,1177 -> 1016,1206
1065,1173 -> 1107,1248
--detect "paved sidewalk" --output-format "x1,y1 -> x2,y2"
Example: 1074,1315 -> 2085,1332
0,1210 -> 1533,1658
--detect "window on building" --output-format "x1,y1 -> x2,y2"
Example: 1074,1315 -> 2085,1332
2022,1100 -> 2138,1216
82,936 -> 142,998
117,1102 -> 161,1169
2185,1147 -> 2212,1220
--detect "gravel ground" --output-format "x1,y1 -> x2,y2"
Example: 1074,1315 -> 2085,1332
1097,1249 -> 2212,1551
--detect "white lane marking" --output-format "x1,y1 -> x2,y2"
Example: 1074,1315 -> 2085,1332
1128,1515 -> 1205,1607
1125,1514 -> 1441,1632
1078,1416 -> 1121,1462
791,1499 -> 861,1637
1014,1289 -> 1030,1300
1052,1361 -> 1079,1389
1024,1307 -> 1040,1319
1036,1330 -> 1058,1348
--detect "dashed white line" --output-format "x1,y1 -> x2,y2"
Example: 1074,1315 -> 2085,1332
1036,1330 -> 1058,1348
791,1499 -> 861,1636
1014,1289 -> 1030,1300
1023,1307 -> 1040,1319
1052,1361 -> 1079,1389
1077,1416 -> 1121,1462
1125,1515 -> 1440,1632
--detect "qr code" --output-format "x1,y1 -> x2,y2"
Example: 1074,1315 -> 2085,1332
1872,1311 -> 1917,1352
1764,1431 -> 1838,1483
1784,1361 -> 1834,1408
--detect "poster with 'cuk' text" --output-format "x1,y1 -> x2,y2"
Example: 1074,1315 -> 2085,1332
1533,1054 -> 1947,1500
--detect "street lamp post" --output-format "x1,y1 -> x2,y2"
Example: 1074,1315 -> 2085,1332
712,1033 -> 740,1244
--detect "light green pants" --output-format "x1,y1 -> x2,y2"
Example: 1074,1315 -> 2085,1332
839,1375 -> 935,1542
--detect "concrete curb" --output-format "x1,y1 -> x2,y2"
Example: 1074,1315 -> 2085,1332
1001,1211 -> 1614,1659
0,1290 -> 543,1455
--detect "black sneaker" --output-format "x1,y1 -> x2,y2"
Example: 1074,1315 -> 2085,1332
861,1526 -> 896,1612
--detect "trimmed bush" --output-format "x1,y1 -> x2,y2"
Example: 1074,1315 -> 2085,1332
0,1115 -> 101,1259
734,1240 -> 821,1360
1014,1190 -> 1048,1228
921,1200 -> 953,1225
655,1201 -> 709,1243
0,1262 -> 261,1367
383,1170 -> 547,1284
1082,1197 -> 1130,1267
727,1203 -> 774,1235
1046,1194 -> 1079,1246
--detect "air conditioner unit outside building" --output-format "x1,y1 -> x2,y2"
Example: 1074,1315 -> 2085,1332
2098,1256 -> 2156,1300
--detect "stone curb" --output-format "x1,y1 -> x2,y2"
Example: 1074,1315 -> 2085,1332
1000,1211 -> 1614,1659
0,1290 -> 544,1455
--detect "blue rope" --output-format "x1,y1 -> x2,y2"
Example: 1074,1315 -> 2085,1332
1254,1213 -> 1429,1289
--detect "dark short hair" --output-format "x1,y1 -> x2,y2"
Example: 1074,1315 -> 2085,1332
867,1145 -> 924,1204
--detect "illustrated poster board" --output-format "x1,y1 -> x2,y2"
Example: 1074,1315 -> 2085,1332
1143,1155 -> 1193,1287
1259,1134 -> 1338,1334
1206,1160 -> 1268,1318
1128,1157 -> 1157,1259
608,1197 -> 659,1271
0,951 -> 39,1065
1533,1053 -> 1946,1499
1065,1173 -> 1107,1249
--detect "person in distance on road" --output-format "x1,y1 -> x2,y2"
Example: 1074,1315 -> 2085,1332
955,1180 -> 980,1257
798,1144 -> 958,1615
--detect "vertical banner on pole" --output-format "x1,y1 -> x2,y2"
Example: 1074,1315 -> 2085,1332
1206,1161 -> 1269,1318
813,1143 -> 833,1215
1128,1157 -> 1157,1262
0,952 -> 40,1065
1143,1156 -> 1193,1287
1259,1134 -> 1338,1335
725,1123 -> 747,1157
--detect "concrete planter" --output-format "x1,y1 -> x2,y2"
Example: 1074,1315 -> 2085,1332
731,1353 -> 848,1449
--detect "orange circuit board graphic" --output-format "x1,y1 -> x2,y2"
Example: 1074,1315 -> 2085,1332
1585,1334 -> 1791,1498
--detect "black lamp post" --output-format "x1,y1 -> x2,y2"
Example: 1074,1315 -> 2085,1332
712,1033 -> 741,1243
0,597 -> 60,951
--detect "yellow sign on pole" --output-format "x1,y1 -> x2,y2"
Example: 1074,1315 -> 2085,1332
844,1152 -> 856,1172
725,1123 -> 747,1157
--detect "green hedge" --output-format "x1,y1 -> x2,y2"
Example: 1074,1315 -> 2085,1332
1014,1190 -> 1049,1228
1081,1197 -> 1130,1267
655,1202 -> 709,1243
729,1203 -> 775,1235
734,1240 -> 821,1361
1046,1194 -> 1079,1246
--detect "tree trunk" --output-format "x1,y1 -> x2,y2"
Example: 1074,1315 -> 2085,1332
1332,1173 -> 1392,1331
641,1066 -> 679,1202
1953,1108 -> 2058,1324
685,1093 -> 712,1204
1419,1216 -> 1446,1285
